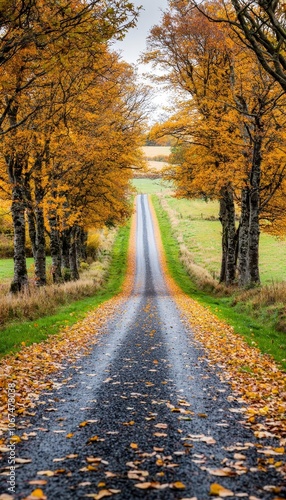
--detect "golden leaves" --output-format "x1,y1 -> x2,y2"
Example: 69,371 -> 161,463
209,483 -> 234,497
130,442 -> 138,450
25,490 -> 47,500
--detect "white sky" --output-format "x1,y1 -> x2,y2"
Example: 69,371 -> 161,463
113,0 -> 168,65
112,0 -> 171,123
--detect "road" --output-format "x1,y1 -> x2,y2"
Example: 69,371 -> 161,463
1,194 -> 285,499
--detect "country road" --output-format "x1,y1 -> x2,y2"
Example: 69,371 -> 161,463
1,194 -> 285,499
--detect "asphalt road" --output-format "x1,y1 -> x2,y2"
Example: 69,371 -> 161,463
1,194 -> 285,499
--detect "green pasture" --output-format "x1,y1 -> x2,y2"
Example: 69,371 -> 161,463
132,178 -> 286,284
131,178 -> 173,195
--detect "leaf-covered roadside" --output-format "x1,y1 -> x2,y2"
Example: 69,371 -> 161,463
0,215 -> 136,442
150,198 -> 286,445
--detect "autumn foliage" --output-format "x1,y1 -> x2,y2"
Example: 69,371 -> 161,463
0,0 -> 146,292
145,0 -> 286,288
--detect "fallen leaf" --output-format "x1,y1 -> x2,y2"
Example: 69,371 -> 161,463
130,443 -> 138,449
210,483 -> 234,497
207,468 -> 236,477
233,453 -> 246,460
15,458 -> 32,464
37,470 -> 54,477
28,481 -> 47,486
10,435 -> 21,444
26,489 -> 47,499
134,482 -> 152,489
171,481 -> 186,490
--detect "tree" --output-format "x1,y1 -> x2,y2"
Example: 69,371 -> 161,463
146,1 -> 286,287
0,1 -> 145,292
192,0 -> 286,92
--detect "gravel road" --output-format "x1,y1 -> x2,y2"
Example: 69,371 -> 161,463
1,194 -> 285,499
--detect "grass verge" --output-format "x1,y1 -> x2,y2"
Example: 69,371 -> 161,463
152,195 -> 286,371
0,222 -> 130,358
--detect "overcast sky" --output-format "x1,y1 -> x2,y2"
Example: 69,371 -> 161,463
112,0 -> 171,122
113,0 -> 168,66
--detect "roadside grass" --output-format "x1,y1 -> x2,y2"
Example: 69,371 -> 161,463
0,222 -> 130,358
152,195 -> 286,371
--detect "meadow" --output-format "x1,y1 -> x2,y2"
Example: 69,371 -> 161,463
132,178 -> 286,285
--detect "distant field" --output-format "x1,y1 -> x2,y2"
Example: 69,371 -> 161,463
142,146 -> 171,158
132,178 -> 173,195
168,197 -> 286,284
133,178 -> 286,284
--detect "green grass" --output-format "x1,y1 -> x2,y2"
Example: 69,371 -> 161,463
132,178 -> 286,284
0,222 -> 130,358
0,257 -> 52,281
152,195 -> 286,371
132,178 -> 173,195
167,196 -> 286,285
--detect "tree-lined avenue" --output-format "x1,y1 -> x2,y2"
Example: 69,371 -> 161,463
0,195 -> 284,499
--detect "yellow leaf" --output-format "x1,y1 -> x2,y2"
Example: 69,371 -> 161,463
10,435 -> 21,444
172,481 -> 186,489
66,433 -> 74,438
27,489 -> 47,499
210,483 -> 234,497
130,442 -> 138,449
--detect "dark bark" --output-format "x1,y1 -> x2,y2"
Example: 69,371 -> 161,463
26,204 -> 37,259
34,184 -> 46,286
69,225 -> 80,281
62,228 -> 71,271
219,186 -> 237,286
238,187 -> 250,286
48,210 -> 62,283
10,176 -> 28,293
77,227 -> 88,262
248,133 -> 262,286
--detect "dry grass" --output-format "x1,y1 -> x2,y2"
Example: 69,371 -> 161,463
233,281 -> 286,332
0,229 -> 116,328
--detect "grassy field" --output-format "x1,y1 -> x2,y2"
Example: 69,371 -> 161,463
0,257 -> 53,281
131,178 -> 173,195
132,178 -> 286,284
167,197 -> 286,284
0,223 -> 131,357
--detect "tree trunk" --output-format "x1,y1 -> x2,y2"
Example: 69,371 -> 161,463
219,186 -> 237,285
62,228 -> 71,269
248,134 -> 262,286
10,180 -> 28,293
238,187 -> 250,286
48,210 -> 62,283
77,227 -> 88,262
34,167 -> 46,286
69,225 -> 80,281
